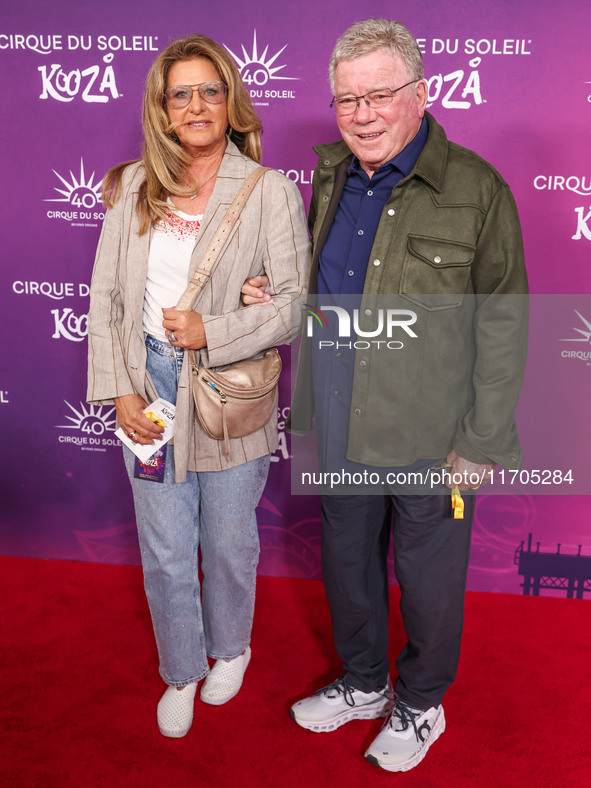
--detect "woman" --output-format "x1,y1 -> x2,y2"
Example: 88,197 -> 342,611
87,34 -> 310,738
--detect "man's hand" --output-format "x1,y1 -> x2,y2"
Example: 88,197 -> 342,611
241,275 -> 272,306
444,449 -> 495,491
162,308 -> 207,349
114,393 -> 164,445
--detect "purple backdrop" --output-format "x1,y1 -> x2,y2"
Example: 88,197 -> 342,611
2,0 -> 590,596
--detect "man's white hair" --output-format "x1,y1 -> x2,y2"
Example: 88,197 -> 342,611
329,18 -> 424,92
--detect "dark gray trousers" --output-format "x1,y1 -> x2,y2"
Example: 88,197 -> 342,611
320,492 -> 475,710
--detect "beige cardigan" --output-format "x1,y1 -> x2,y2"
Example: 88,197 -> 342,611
87,140 -> 311,480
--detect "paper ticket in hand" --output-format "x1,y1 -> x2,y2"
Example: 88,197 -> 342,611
115,398 -> 175,462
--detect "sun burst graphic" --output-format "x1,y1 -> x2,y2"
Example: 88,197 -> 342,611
56,401 -> 117,433
561,310 -> 591,343
224,30 -> 297,83
44,159 -> 103,207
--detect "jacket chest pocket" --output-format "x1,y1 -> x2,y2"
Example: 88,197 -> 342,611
400,234 -> 475,310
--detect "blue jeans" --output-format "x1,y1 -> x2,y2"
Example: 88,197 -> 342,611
123,335 -> 270,686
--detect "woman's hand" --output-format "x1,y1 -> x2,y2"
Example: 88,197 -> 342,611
162,308 -> 207,349
114,393 -> 164,445
241,275 -> 272,306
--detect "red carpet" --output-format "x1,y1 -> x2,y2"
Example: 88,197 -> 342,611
1,555 -> 590,787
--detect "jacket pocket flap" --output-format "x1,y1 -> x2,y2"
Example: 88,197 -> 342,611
407,235 -> 475,268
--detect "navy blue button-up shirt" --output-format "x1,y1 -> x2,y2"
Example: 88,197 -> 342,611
312,118 -> 434,482
317,117 -> 428,297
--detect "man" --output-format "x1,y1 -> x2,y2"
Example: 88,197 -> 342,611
243,18 -> 527,772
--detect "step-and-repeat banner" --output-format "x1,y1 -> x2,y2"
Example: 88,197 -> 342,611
2,0 -> 590,596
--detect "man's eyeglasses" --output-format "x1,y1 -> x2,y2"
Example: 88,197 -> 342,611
164,80 -> 228,109
330,80 -> 420,115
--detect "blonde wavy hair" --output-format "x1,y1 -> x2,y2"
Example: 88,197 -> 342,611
102,34 -> 263,234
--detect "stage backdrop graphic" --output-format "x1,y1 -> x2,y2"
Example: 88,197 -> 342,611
2,0 -> 590,596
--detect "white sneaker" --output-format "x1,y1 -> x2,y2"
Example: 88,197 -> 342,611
157,682 -> 198,738
290,676 -> 393,732
365,700 -> 445,772
200,646 -> 251,705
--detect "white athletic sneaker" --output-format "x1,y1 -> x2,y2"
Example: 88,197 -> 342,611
200,646 -> 251,705
290,675 -> 393,732
157,682 -> 198,738
365,700 -> 446,772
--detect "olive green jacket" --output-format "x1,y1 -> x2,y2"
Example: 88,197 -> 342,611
289,112 -> 528,469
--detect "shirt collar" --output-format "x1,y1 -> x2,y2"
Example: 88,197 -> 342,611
347,115 -> 428,179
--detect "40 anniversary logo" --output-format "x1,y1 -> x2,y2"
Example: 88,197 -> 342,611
560,310 -> 591,363
224,30 -> 297,102
55,401 -> 120,450
45,159 -> 105,226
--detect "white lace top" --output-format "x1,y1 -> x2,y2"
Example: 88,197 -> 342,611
142,200 -> 203,340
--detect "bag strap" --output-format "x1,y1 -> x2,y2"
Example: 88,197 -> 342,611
175,166 -> 270,311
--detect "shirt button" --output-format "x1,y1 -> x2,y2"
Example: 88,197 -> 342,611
336,352 -> 342,357
367,190 -> 373,196
323,159 -> 331,165
333,390 -> 339,396
359,360 -> 367,368
387,208 -> 395,216
322,195 -> 329,202
348,270 -> 355,277
434,255 -> 442,263
354,408 -> 362,416
357,229 -> 364,236
373,259 -> 381,267
364,309 -> 372,316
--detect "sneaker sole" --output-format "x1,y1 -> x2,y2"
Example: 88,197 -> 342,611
158,723 -> 193,738
290,698 -> 393,733
365,707 -> 446,772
